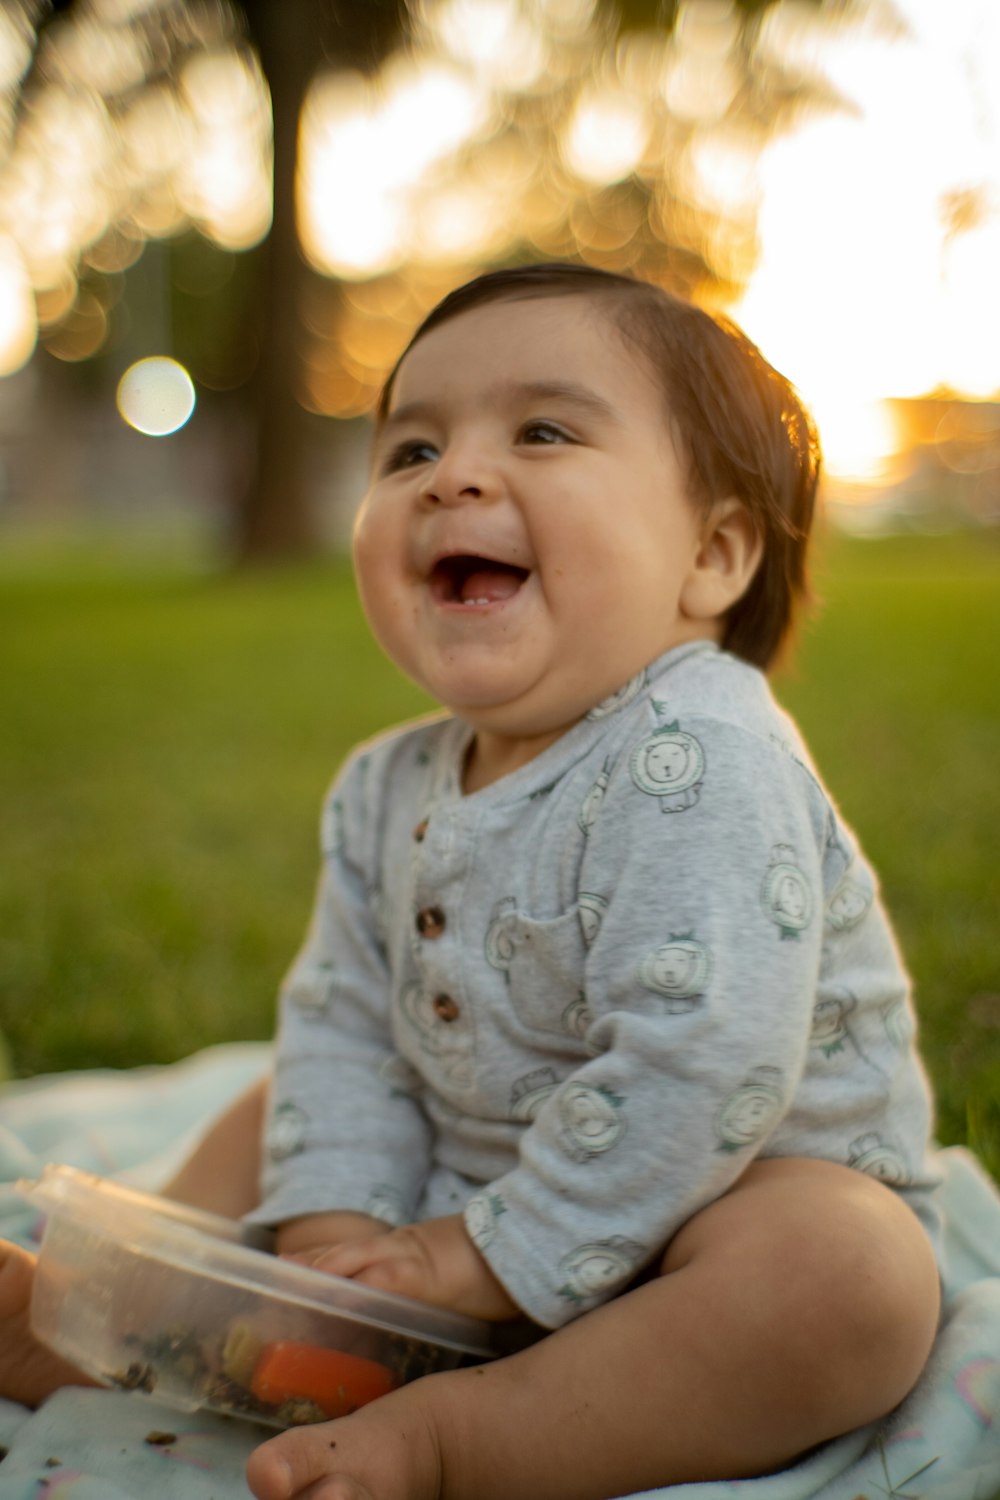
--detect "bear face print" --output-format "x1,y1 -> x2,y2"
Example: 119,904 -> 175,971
639,935 -> 710,1010
629,723 -> 705,812
586,671 -> 646,720
559,1237 -> 645,1306
716,1067 -> 784,1152
761,846 -> 813,940
557,1082 -> 626,1159
266,1101 -> 309,1162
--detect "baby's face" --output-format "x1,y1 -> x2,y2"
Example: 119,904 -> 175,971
354,295 -> 715,754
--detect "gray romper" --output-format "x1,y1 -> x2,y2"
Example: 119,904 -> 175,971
249,641 -> 942,1329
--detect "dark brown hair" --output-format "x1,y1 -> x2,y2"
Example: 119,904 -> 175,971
377,263 -> 821,671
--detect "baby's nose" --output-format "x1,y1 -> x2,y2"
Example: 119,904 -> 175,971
421,448 -> 497,505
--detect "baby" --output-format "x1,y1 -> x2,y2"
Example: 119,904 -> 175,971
0,264 -> 943,1500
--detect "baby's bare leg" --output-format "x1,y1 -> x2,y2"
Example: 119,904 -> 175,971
163,1075 -> 268,1216
246,1159 -> 940,1500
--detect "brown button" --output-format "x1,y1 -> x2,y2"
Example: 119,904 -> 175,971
433,993 -> 460,1023
416,905 -> 446,939
412,818 -> 429,842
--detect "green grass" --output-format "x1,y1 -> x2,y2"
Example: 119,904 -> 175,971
0,553 -> 433,1075
778,529 -> 1000,1175
1,529 -> 998,1180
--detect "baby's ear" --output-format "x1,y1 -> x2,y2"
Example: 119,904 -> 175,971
680,498 -> 763,622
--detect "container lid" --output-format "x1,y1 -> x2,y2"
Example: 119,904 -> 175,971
19,1165 -> 495,1360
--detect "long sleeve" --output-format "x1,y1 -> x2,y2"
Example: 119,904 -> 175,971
244,652 -> 939,1318
248,750 -> 434,1230
463,715 -> 829,1327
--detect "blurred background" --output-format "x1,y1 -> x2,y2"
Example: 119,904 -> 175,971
1,0 -> 998,551
1,0 -> 998,1174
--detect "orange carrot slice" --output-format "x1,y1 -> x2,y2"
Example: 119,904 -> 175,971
250,1340 -> 399,1417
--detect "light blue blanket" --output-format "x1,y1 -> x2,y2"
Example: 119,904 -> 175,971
0,1043 -> 998,1500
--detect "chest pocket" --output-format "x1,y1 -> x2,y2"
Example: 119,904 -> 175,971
484,899 -> 587,1039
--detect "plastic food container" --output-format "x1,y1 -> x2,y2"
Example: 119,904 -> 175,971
19,1165 -> 494,1428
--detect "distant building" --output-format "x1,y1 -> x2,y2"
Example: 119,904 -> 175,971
825,397 -> 1000,533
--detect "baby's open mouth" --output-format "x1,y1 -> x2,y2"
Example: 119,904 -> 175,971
430,554 -> 530,606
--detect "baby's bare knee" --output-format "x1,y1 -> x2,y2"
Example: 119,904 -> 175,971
809,1169 -> 940,1402
663,1159 -> 940,1427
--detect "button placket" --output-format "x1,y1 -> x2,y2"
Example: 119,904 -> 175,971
416,905 -> 446,939
432,993 -> 461,1022
405,799 -> 482,1092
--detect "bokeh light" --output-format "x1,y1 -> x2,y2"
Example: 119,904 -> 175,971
561,84 -> 650,185
116,355 -> 196,435
427,0 -> 548,89
297,60 -> 488,280
731,0 -> 1000,484
1,0 -> 998,515
0,0 -> 270,327
0,234 -> 36,375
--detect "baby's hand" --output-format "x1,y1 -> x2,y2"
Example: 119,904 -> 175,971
275,1209 -> 390,1261
286,1213 -> 520,1323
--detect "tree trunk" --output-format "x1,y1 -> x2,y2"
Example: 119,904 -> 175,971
235,0 -> 407,561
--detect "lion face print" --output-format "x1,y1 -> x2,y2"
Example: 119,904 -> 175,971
578,893 -> 608,948
810,997 -> 853,1056
847,1133 -> 910,1185
559,1237 -> 644,1305
639,935 -> 710,1008
825,874 -> 872,932
557,1082 -> 626,1159
761,846 -> 813,940
464,1191 -> 506,1250
629,724 -> 705,812
716,1068 -> 784,1152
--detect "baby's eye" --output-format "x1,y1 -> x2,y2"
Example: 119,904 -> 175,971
382,439 -> 439,473
519,420 -> 572,446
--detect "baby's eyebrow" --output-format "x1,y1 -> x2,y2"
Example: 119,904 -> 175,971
382,379 -> 625,434
506,380 -> 624,425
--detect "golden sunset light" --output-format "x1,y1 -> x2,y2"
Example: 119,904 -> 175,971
731,0 -> 1000,483
0,0 -> 998,505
